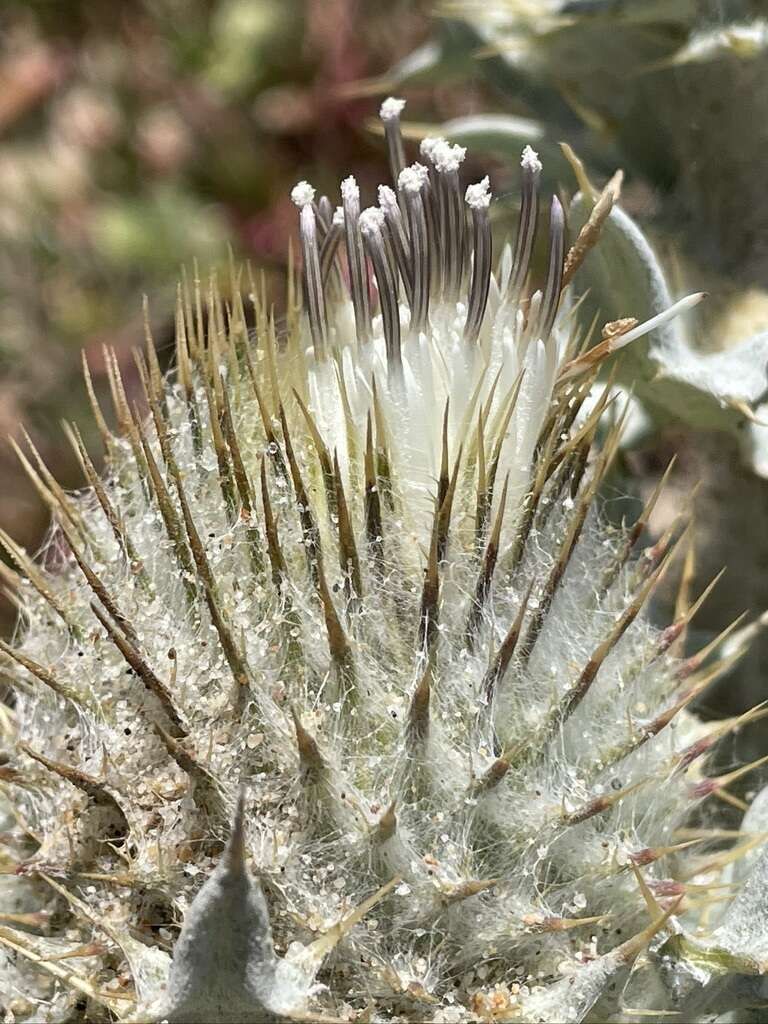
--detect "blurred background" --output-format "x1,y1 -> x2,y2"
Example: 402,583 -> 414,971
0,0 -> 425,628
2,0 -> 768,757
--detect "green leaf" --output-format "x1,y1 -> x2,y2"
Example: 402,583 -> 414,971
569,192 -> 768,472
351,21 -> 482,95
558,0 -> 698,24
163,794 -> 306,1022
665,21 -> 768,67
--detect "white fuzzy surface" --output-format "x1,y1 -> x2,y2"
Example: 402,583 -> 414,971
0,161 -> 728,1021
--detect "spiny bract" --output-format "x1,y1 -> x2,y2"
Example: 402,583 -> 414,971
0,98 -> 757,1023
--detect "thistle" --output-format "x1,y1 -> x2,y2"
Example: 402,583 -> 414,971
0,98 -> 762,1023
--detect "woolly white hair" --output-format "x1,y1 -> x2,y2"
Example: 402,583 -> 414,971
0,97 -> 747,1024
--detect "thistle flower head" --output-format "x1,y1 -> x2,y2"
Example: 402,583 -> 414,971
0,97 -> 750,1024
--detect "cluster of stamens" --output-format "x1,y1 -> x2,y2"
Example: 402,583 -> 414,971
291,98 -> 564,369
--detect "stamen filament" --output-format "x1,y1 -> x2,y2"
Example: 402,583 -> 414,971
378,184 -> 414,308
464,177 -> 492,344
420,138 -> 443,294
432,140 -> 467,302
341,175 -> 371,344
507,145 -> 542,305
398,163 -> 431,337
360,207 -> 402,373
320,206 -> 344,287
380,97 -> 407,187
291,181 -> 327,357
536,195 -> 566,342
316,195 -> 334,235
